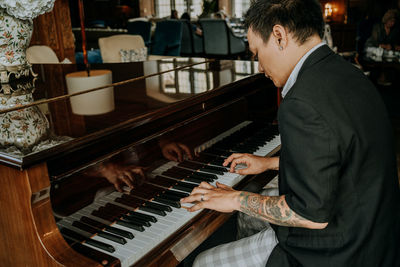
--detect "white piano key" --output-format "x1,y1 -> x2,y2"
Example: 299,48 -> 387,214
58,121 -> 280,267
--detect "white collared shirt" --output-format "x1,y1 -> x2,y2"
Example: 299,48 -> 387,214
281,42 -> 325,98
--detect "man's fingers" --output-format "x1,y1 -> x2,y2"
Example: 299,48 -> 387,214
216,182 -> 231,190
114,182 -> 124,193
187,202 -> 204,212
223,153 -> 243,166
131,168 -> 145,177
198,181 -> 214,189
178,143 -> 193,160
181,193 -> 203,203
175,148 -> 183,162
166,152 -> 178,162
120,175 -> 134,188
190,187 -> 212,195
230,157 -> 249,173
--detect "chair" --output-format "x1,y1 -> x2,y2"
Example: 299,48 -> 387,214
75,49 -> 103,64
127,20 -> 152,47
180,20 -> 204,56
192,28 -> 204,56
26,45 -> 59,63
98,34 -> 145,63
180,20 -> 193,56
152,20 -> 183,56
199,19 -> 246,58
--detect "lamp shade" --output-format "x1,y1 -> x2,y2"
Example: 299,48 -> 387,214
65,69 -> 114,115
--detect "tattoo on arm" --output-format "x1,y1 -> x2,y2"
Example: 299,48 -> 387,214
238,192 -> 318,228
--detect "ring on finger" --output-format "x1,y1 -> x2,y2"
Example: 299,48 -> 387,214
201,193 -> 205,202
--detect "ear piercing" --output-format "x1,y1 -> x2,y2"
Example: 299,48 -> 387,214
279,46 -> 283,50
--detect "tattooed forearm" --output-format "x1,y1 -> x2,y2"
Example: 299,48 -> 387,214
238,192 -> 327,229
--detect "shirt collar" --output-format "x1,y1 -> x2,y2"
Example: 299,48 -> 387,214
281,42 -> 325,98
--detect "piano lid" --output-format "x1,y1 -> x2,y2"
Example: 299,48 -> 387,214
0,58 -> 261,168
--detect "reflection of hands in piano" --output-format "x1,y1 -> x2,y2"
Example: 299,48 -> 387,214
160,142 -> 194,162
87,162 -> 147,192
180,181 -> 241,213
223,154 -> 279,175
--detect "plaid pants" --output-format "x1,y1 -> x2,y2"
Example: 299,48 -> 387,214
192,227 -> 277,267
193,180 -> 279,267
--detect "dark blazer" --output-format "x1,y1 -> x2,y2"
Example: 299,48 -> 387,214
268,45 -> 400,267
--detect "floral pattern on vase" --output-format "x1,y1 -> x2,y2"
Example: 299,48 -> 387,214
0,1 -> 56,21
0,8 -> 33,67
0,90 -> 49,152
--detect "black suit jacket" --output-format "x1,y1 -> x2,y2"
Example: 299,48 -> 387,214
267,45 -> 400,267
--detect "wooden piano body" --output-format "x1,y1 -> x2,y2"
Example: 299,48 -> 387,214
0,58 -> 278,266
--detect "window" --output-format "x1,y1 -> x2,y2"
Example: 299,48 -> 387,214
175,0 -> 186,18
155,0 -> 172,18
190,0 -> 203,18
155,0 -> 202,19
232,0 -> 250,18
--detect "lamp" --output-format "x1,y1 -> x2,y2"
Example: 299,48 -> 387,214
65,0 -> 114,115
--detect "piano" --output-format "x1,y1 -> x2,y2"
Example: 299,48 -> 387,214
0,58 -> 279,266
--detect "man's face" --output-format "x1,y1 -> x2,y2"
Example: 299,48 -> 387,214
247,27 -> 289,88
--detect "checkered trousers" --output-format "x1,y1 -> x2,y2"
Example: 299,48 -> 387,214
192,179 -> 279,267
192,227 -> 277,267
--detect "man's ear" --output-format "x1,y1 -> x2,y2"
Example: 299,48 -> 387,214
272,25 -> 288,49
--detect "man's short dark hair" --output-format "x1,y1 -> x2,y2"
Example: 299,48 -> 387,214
245,0 -> 324,44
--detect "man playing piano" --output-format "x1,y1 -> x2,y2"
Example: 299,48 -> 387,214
181,0 -> 400,266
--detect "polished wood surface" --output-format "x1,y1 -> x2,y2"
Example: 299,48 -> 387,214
0,59 -> 277,266
30,0 -> 76,62
0,162 -> 98,266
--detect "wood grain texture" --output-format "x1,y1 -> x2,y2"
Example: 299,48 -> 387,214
0,163 -> 100,266
30,0 -> 75,62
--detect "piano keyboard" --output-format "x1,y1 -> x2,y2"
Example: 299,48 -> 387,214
57,121 -> 280,266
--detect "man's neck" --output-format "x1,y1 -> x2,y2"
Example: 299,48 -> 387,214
282,35 -> 322,85
291,35 -> 322,68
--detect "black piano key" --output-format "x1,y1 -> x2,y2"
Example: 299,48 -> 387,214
162,170 -> 187,179
168,166 -> 194,175
149,175 -> 175,188
80,216 -> 134,239
161,192 -> 182,201
70,240 -> 119,267
191,172 -> 217,181
60,227 -> 115,253
120,194 -> 146,205
115,197 -> 141,208
122,214 -> 151,227
91,210 -> 114,221
145,201 -> 172,212
183,176 -> 203,184
178,161 -> 201,170
203,147 -> 231,157
177,181 -> 197,189
85,238 -> 116,253
200,167 -> 224,175
97,231 -> 127,245
60,227 -> 86,242
153,196 -> 181,208
116,220 -> 145,232
201,164 -> 228,172
210,157 -> 226,166
172,184 -> 194,193
164,190 -> 189,199
105,203 -> 131,214
72,221 -> 127,245
139,206 -> 167,216
128,211 -> 157,223
72,221 -> 98,234
105,225 -> 134,240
